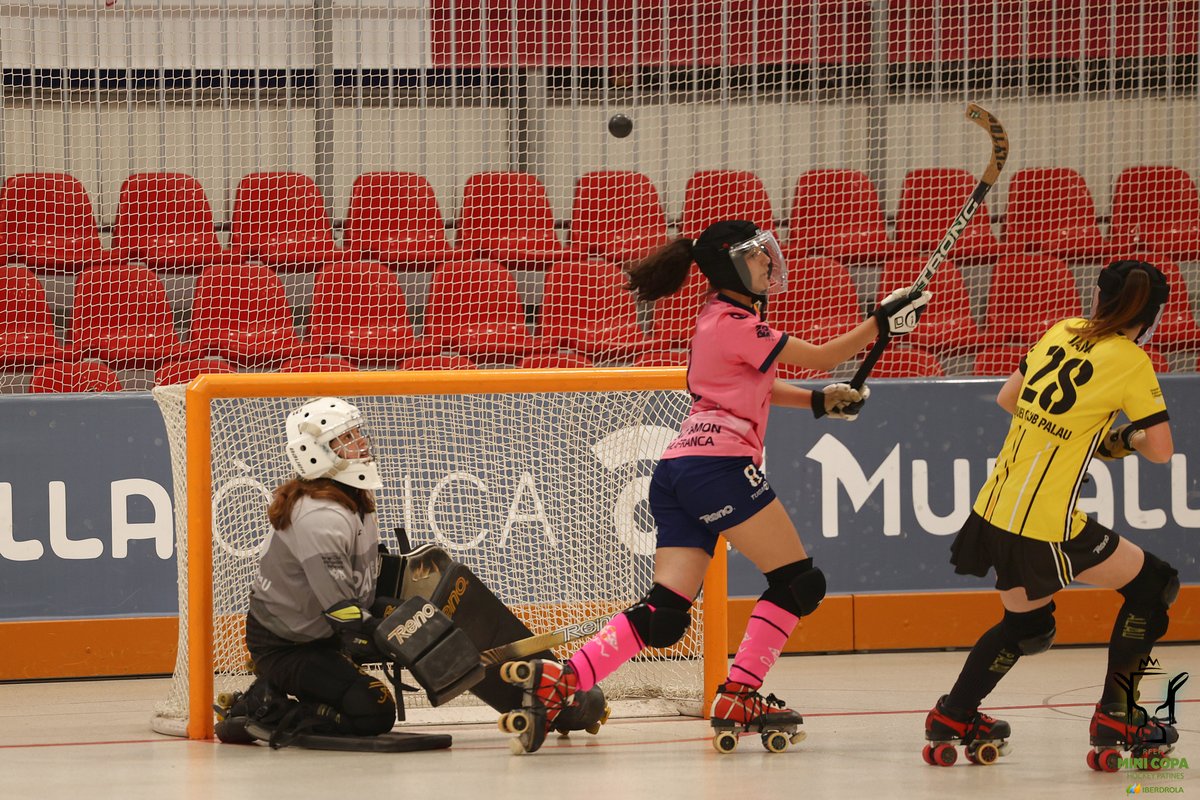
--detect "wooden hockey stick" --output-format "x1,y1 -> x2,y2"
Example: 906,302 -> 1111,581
479,613 -> 616,666
849,102 -> 1009,390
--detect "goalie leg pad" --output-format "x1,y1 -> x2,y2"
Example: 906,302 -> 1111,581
762,558 -> 826,618
374,597 -> 485,706
625,583 -> 694,648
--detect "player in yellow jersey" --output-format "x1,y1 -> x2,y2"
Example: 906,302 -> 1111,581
921,260 -> 1180,771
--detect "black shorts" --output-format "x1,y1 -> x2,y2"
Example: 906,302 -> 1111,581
649,455 -> 777,556
950,511 -> 1122,601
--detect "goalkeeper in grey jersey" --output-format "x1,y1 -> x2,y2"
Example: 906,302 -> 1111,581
217,397 -> 400,746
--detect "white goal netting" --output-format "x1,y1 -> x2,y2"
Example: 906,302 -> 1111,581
1,0 -> 1198,395
150,379 -> 707,735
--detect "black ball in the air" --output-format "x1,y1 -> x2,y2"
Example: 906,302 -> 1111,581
608,114 -> 633,138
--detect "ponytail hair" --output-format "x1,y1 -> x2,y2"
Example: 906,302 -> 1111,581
1067,263 -> 1155,340
268,477 -> 375,531
625,237 -> 704,302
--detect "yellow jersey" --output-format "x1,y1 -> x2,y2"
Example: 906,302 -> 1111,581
974,319 -> 1169,542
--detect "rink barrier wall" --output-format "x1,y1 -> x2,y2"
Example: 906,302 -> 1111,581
2,585 -> 1198,680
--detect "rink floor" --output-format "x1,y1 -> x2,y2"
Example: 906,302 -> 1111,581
2,644 -> 1196,799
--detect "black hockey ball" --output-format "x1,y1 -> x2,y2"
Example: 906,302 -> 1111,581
608,114 -> 633,138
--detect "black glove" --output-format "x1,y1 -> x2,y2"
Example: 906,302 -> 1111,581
1095,423 -> 1140,460
324,599 -> 385,664
872,287 -> 932,340
811,383 -> 870,421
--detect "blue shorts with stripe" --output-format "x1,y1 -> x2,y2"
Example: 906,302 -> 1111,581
950,511 -> 1122,601
649,455 -> 777,556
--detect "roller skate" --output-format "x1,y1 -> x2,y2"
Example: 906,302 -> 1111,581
1086,703 -> 1178,772
709,681 -> 806,754
213,678 -> 296,745
923,695 -> 1011,766
498,659 -> 577,754
551,685 -> 612,737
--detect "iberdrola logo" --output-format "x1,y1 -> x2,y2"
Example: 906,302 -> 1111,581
1127,785 -> 1142,795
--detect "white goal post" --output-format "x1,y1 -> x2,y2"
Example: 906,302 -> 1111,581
150,368 -> 730,739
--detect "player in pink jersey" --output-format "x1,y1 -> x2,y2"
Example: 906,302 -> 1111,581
499,220 -> 930,754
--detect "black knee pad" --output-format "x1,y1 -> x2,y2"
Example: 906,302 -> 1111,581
339,677 -> 397,736
625,583 -> 693,648
1003,602 -> 1056,656
762,558 -> 826,618
1117,552 -> 1179,642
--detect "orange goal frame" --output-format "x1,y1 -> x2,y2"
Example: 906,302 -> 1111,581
182,368 -> 728,739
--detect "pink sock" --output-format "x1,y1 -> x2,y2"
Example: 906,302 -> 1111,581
727,600 -> 800,688
566,613 -> 647,692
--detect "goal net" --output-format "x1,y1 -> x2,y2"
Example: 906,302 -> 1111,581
150,368 -> 728,739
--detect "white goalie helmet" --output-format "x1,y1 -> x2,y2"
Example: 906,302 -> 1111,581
285,397 -> 383,491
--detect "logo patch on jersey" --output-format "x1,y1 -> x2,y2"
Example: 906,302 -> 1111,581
755,324 -> 771,339
1152,387 -> 1163,398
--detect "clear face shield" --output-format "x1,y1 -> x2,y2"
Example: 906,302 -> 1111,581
728,231 -> 787,296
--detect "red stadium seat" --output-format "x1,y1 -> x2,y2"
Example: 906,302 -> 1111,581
876,257 -> 983,354
188,262 -> 319,367
423,259 -> 549,362
399,354 -> 477,370
309,260 -> 441,364
1004,167 -> 1113,261
0,173 -> 122,272
540,259 -> 653,360
0,265 -> 70,370
113,172 -> 240,270
651,266 -> 711,347
1144,346 -> 1170,373
154,357 -> 236,386
871,345 -> 945,378
680,170 -> 776,240
1110,166 -> 1200,260
342,172 -> 455,268
517,353 -> 595,369
457,172 -> 570,266
895,168 -> 1015,262
70,263 -> 190,368
788,169 -> 899,264
973,345 -> 1027,376
772,255 -> 863,345
772,255 -> 862,380
569,171 -> 669,263
635,350 -> 689,367
230,172 -> 350,269
277,355 -> 357,373
982,255 -> 1082,347
1131,256 -> 1200,352
30,360 -> 122,393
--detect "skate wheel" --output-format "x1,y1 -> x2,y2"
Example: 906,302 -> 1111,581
215,692 -> 238,710
498,710 -> 530,734
1098,748 -> 1121,773
933,743 -> 958,767
508,738 -> 530,756
500,661 -> 533,685
763,732 -> 789,753
972,742 -> 1000,766
713,731 -> 738,754
922,744 -> 936,765
789,731 -> 806,745
1086,749 -> 1101,771
1143,749 -> 1164,771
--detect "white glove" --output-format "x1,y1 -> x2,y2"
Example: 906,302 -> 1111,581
873,287 -> 932,339
812,383 -> 870,421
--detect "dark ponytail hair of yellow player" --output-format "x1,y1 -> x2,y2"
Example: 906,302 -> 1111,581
1067,260 -> 1167,342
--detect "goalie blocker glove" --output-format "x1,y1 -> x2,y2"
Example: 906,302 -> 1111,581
1095,422 -> 1142,460
811,383 -> 870,421
872,287 -> 932,341
374,597 -> 485,706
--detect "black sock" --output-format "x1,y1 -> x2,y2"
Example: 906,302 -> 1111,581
946,622 -> 1021,713
1100,607 -> 1155,707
